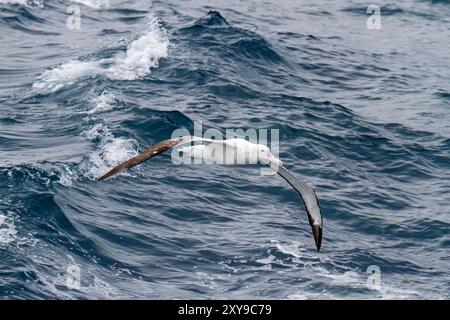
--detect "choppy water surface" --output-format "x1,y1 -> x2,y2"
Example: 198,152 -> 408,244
0,0 -> 449,299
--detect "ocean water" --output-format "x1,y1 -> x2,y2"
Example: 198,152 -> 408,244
0,0 -> 449,299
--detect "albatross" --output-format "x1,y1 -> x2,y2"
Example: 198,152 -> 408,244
99,136 -> 323,251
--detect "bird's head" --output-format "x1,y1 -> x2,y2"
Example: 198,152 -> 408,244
256,144 -> 282,168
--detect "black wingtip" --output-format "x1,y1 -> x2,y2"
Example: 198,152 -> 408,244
312,225 -> 322,251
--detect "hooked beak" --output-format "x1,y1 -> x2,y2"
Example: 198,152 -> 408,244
268,153 -> 283,171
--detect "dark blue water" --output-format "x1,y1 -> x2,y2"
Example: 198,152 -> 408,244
1,0 -> 449,299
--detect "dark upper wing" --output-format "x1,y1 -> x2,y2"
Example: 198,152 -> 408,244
99,138 -> 185,180
275,165 -> 323,251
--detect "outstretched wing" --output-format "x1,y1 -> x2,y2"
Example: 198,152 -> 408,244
99,136 -> 233,180
99,137 -> 186,180
275,165 -> 323,251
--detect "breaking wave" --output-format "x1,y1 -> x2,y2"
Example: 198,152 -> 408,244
33,17 -> 169,93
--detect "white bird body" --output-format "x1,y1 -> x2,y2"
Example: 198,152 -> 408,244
177,138 -> 278,167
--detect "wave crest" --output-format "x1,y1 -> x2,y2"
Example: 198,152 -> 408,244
107,17 -> 169,80
0,212 -> 17,245
78,124 -> 139,180
33,17 -> 169,93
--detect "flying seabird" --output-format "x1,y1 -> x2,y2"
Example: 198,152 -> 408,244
99,136 -> 323,251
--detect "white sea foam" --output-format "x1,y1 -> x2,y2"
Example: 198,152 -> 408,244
319,268 -> 423,299
0,0 -> 26,4
70,0 -> 110,9
37,255 -> 120,299
87,91 -> 116,114
0,0 -> 44,7
0,0 -> 28,5
287,265 -> 424,299
58,165 -> 76,187
79,124 -> 139,180
271,239 -> 319,261
0,212 -> 17,245
33,60 -> 101,93
265,240 -> 425,299
33,18 -> 169,93
274,241 -> 302,258
106,18 -> 169,80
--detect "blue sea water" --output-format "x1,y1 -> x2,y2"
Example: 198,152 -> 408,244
0,0 -> 449,299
